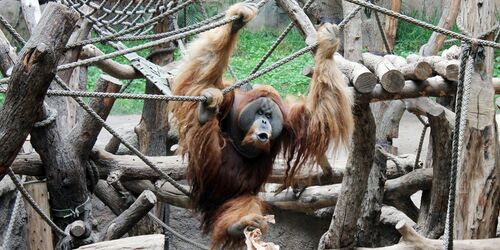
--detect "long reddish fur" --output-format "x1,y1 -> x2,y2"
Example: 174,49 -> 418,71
170,7 -> 353,248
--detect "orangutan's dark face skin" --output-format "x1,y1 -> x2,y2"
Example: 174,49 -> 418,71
227,97 -> 284,158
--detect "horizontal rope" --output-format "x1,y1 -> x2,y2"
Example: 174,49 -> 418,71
343,0 -> 500,49
57,15 -> 241,71
111,13 -> 225,42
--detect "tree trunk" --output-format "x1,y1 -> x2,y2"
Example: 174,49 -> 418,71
419,0 -> 461,56
383,0 -> 401,50
31,75 -> 120,238
0,3 -> 79,178
356,100 -> 405,247
417,109 -> 453,238
454,0 -> 499,239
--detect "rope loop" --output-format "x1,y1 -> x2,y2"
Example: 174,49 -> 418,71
33,108 -> 58,128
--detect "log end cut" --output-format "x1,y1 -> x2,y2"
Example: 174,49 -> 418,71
380,70 -> 405,93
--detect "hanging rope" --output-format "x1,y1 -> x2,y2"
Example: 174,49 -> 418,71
2,176 -> 24,249
7,168 -> 68,236
249,0 -> 316,74
373,12 -> 393,54
443,42 -> 473,250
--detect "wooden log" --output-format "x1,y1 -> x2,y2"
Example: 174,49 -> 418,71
68,75 -> 122,154
20,0 -> 42,34
355,146 -> 387,247
362,52 -> 405,93
80,45 -> 140,80
0,29 -> 16,76
357,76 -> 456,103
0,2 -> 79,177
276,0 -> 317,46
405,98 -> 453,239
76,234 -> 164,250
31,73 -> 120,233
382,0 -> 401,50
419,0 -> 460,56
318,103 -> 376,249
94,180 -> 129,215
357,221 -> 500,250
12,149 -> 413,186
406,54 -> 459,81
136,168 -> 432,214
24,182 -> 54,250
384,54 -> 432,81
46,18 -> 92,135
441,45 -> 461,60
454,0 -> 499,239
101,190 -> 157,241
334,53 -> 377,93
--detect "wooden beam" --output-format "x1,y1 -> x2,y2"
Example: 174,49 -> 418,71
76,234 -> 164,250
275,0 -> 317,46
419,0 -> 461,56
24,182 -> 54,250
124,169 -> 432,214
101,190 -> 157,241
362,53 -> 405,93
357,221 -> 500,250
80,45 -> 140,80
334,53 -> 377,93
407,54 -> 459,81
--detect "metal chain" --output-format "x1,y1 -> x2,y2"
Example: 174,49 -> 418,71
443,43 -> 473,250
51,75 -> 191,196
65,0 -> 197,48
0,14 -> 26,45
342,0 -> 500,49
7,168 -> 67,236
374,11 -> 393,54
249,0 -> 316,74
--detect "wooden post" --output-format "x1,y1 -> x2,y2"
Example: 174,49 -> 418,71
0,3 -> 79,178
318,2 -> 376,247
101,190 -> 157,241
383,0 -> 401,50
30,75 -> 121,236
24,182 -> 54,250
0,29 -> 16,76
419,0 -> 461,56
454,0 -> 499,239
76,234 -> 164,250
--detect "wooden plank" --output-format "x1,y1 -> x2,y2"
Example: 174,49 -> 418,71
24,182 -> 54,250
76,234 -> 164,250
